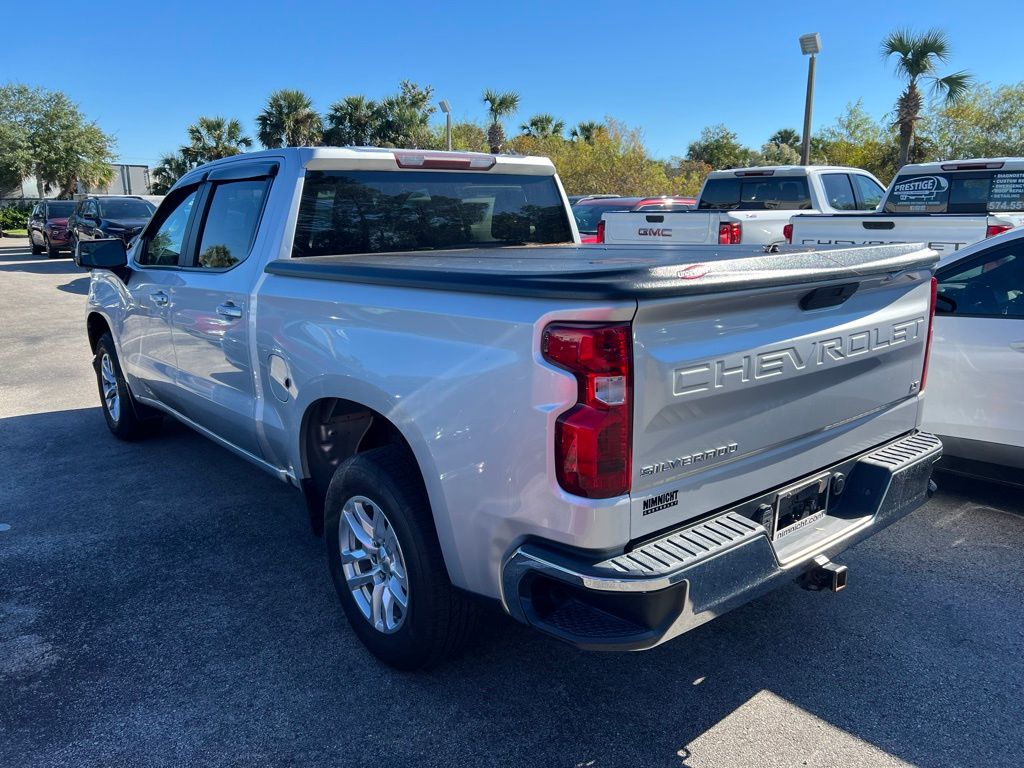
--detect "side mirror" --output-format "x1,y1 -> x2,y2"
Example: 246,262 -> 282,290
76,237 -> 127,270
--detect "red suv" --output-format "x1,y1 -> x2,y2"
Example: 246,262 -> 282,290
572,196 -> 696,243
28,200 -> 76,258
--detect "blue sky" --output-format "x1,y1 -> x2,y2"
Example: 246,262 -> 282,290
7,0 -> 1021,167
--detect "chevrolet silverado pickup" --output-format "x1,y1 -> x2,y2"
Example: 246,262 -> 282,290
598,165 -> 885,246
789,158 -> 1024,253
78,147 -> 942,670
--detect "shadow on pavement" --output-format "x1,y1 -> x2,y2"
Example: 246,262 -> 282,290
1,406 -> 1022,767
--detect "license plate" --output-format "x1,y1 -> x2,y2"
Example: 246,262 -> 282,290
773,472 -> 830,540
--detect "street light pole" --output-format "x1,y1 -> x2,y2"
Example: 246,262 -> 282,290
439,99 -> 452,151
799,33 -> 821,166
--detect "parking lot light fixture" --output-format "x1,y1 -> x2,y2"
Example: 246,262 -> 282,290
799,33 -> 821,165
439,99 -> 452,151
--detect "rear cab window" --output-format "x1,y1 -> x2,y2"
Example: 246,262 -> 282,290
698,176 -> 811,211
292,170 -> 574,257
884,170 -> 1024,213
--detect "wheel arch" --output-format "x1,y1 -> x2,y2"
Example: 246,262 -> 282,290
87,312 -> 112,352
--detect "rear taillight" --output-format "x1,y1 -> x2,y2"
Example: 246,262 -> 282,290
783,223 -> 793,243
542,323 -> 632,498
718,221 -> 741,244
920,276 -> 938,392
986,223 -> 1012,238
596,219 -> 606,243
394,152 -> 495,170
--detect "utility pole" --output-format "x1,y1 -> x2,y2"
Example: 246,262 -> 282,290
799,33 -> 821,166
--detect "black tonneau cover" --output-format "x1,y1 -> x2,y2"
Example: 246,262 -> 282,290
264,243 -> 937,300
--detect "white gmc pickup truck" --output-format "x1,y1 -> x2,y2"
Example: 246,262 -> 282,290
790,158 -> 1024,253
599,165 -> 885,246
77,147 -> 942,669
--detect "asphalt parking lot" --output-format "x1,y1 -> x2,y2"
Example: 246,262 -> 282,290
1,238 -> 1022,768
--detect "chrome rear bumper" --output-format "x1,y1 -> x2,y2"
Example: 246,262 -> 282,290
501,431 -> 942,651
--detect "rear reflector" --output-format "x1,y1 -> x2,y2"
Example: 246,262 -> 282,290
394,152 -> 496,170
542,323 -> 632,499
718,221 -> 741,244
920,277 -> 938,392
783,223 -> 793,243
986,223 -> 1012,238
940,161 -> 1004,171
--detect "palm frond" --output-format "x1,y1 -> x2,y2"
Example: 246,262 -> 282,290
931,70 -> 973,105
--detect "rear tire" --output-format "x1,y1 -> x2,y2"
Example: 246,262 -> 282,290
94,332 -> 161,440
324,445 -> 478,670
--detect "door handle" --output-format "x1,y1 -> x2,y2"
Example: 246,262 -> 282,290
216,302 -> 243,320
150,291 -> 169,307
1010,341 -> 1024,352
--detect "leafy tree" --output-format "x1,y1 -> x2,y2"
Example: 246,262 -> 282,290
182,116 -> 252,165
882,28 -> 972,166
664,158 -> 713,196
256,89 -> 323,148
686,124 -> 752,169
482,89 -> 520,154
151,150 -> 193,195
757,141 -> 801,166
929,82 -> 1024,159
570,121 -> 605,145
520,113 -> 565,139
324,95 -> 378,146
510,119 -> 671,197
0,83 -> 115,198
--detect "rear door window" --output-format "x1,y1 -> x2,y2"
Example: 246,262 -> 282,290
698,177 -> 811,210
292,170 -> 573,257
195,179 -> 270,269
821,173 -> 857,211
851,174 -> 884,210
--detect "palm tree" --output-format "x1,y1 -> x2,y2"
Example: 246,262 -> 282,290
520,113 -> 566,139
482,89 -> 520,154
768,128 -> 801,149
151,150 -> 194,195
324,95 -> 379,146
882,28 -> 972,166
182,116 -> 252,165
569,121 -> 605,145
256,89 -> 323,148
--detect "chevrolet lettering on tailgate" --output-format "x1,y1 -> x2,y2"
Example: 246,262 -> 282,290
673,316 -> 926,398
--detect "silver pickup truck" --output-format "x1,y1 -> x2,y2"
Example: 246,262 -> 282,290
78,147 -> 942,669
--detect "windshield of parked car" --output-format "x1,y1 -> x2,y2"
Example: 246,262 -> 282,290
46,201 -> 75,217
572,200 -> 638,234
97,199 -> 156,219
698,177 -> 812,210
884,170 -> 1024,213
292,170 -> 574,256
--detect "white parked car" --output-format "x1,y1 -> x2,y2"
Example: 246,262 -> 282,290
924,227 -> 1024,484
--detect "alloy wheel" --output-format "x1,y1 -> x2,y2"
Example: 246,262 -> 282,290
338,495 -> 409,634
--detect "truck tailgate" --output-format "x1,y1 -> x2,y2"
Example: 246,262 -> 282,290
790,213 -> 992,253
629,249 -> 935,538
602,211 -> 717,245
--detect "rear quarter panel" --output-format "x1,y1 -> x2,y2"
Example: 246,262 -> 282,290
253,275 -> 635,598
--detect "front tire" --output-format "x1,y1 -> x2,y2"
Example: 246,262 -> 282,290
31,233 -> 44,255
324,446 -> 478,670
94,332 -> 161,440
46,236 -> 60,258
